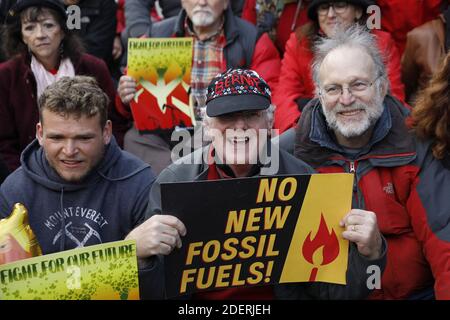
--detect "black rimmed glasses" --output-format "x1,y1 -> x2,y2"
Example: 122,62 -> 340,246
317,2 -> 349,16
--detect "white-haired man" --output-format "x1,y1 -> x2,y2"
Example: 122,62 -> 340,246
293,25 -> 444,299
127,68 -> 386,300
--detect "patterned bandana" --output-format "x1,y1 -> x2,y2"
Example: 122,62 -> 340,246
206,68 -> 271,117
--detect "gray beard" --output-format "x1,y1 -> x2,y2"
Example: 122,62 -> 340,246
322,95 -> 384,138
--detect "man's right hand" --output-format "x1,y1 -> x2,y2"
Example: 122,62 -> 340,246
126,215 -> 187,258
118,75 -> 137,105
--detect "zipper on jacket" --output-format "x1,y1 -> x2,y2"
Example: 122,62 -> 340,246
349,161 -> 356,173
348,160 -> 361,208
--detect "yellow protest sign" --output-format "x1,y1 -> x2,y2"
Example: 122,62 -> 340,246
0,240 -> 139,300
161,173 -> 353,297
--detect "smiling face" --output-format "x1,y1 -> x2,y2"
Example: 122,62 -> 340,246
206,110 -> 270,175
36,109 -> 112,183
318,46 -> 386,141
21,9 -> 64,67
317,2 -> 362,37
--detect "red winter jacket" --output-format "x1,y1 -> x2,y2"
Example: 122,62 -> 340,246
406,140 -> 450,300
0,53 -> 128,171
377,0 -> 443,56
273,29 -> 405,133
294,96 -> 438,299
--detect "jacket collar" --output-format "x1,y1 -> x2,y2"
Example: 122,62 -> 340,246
295,95 -> 416,167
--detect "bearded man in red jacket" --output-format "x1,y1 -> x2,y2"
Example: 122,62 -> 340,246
293,25 -> 448,299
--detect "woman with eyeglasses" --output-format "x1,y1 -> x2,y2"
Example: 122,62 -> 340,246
0,0 -> 128,172
273,0 -> 405,133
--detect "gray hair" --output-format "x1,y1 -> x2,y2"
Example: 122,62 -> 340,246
311,25 -> 389,94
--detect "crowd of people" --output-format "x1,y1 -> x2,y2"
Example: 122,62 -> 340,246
1,0 -> 450,300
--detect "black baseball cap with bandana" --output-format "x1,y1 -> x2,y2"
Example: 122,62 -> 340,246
206,68 -> 272,117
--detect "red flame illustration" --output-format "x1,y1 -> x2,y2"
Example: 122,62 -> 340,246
302,213 -> 339,281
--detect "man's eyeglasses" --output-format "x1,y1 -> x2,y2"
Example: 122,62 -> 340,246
319,75 -> 381,101
317,2 -> 349,16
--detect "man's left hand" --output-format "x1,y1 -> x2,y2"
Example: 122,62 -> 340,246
340,209 -> 383,260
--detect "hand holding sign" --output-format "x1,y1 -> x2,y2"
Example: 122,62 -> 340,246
340,209 -> 383,260
162,174 -> 358,297
126,215 -> 187,257
118,76 -> 137,106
